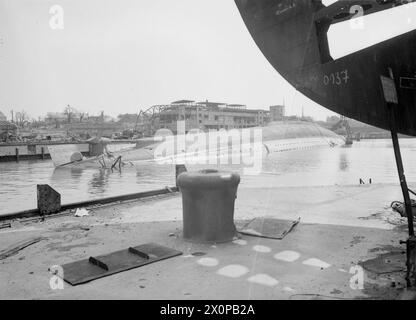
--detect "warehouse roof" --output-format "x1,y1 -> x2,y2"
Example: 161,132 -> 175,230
171,100 -> 195,104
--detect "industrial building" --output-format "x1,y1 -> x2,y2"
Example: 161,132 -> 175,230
270,105 -> 285,121
137,100 -> 284,135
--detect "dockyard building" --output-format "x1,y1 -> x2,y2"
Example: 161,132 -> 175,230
156,100 -> 271,134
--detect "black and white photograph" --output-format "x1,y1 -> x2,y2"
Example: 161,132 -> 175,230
1,0 -> 416,306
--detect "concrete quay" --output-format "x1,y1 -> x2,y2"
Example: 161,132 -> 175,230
0,183 -> 414,300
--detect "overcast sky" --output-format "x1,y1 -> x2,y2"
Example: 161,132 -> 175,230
0,0 -> 415,121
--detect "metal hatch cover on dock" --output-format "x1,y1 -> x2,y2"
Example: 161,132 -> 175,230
60,243 -> 182,286
238,217 -> 300,240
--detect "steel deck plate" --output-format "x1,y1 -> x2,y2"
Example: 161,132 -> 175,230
61,243 -> 182,286
239,217 -> 300,240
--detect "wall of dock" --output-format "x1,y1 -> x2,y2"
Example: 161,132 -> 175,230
0,141 -> 137,162
0,143 -> 90,162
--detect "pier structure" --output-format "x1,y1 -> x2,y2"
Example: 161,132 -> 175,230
0,142 -> 90,162
0,181 -> 413,299
0,140 -> 139,162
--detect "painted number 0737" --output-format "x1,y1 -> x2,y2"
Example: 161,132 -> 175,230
323,70 -> 349,86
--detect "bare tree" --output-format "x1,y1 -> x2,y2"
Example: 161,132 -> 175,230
15,110 -> 29,127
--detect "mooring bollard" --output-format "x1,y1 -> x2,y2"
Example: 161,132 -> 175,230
175,164 -> 187,186
37,184 -> 61,215
177,169 -> 240,243
15,148 -> 19,162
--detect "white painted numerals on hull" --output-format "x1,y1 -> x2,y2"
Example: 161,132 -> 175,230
323,70 -> 349,86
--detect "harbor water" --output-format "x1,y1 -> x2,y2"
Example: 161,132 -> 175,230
1,139 -> 416,216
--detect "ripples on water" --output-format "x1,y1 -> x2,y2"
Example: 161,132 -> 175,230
1,139 -> 416,215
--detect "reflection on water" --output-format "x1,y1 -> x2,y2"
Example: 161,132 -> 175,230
339,151 -> 349,172
1,139 -> 416,215
89,169 -> 111,194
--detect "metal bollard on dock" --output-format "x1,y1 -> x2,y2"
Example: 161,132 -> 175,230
175,164 -> 187,186
177,169 -> 240,243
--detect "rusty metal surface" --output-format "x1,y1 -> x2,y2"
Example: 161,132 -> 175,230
235,0 -> 416,136
61,243 -> 182,286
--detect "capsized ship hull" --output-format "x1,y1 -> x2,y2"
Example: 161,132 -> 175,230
49,121 -> 344,168
234,0 -> 416,136
118,121 -> 345,165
